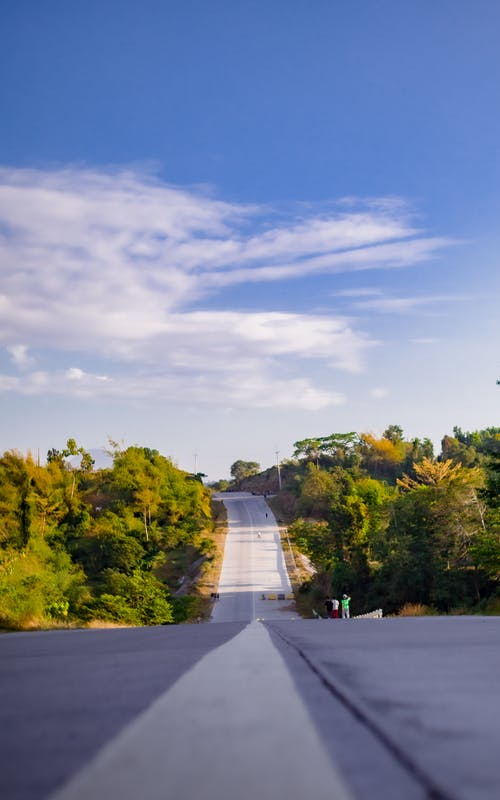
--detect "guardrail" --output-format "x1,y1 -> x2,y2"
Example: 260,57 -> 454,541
312,608 -> 383,619
353,608 -> 383,619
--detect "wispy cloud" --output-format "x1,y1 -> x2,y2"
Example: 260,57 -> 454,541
0,166 -> 452,408
334,287 -> 382,298
351,294 -> 464,313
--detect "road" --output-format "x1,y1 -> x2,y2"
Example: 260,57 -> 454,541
1,494 -> 500,800
210,492 -> 297,622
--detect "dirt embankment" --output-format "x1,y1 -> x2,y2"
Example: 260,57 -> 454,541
191,499 -> 228,618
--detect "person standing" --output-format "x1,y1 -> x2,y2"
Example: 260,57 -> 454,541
324,597 -> 334,618
341,594 -> 351,619
332,597 -> 340,618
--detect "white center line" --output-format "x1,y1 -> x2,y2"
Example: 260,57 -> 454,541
50,622 -> 353,800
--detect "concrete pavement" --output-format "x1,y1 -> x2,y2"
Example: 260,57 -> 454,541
267,616 -> 500,800
50,622 -> 353,800
211,492 -> 298,622
2,618 -> 500,799
0,623 -> 244,800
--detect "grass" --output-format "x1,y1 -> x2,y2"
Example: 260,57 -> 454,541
397,603 -> 439,616
84,620 -> 134,629
479,596 -> 500,615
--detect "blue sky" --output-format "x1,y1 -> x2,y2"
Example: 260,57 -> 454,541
0,0 -> 499,479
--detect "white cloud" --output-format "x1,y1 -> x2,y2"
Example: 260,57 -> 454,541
0,166 -> 452,408
7,343 -> 31,366
66,367 -> 85,381
370,387 -> 389,399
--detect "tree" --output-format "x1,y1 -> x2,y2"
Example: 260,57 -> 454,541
111,447 -> 163,541
298,463 -> 342,517
383,425 -> 404,444
73,512 -> 146,578
0,450 -> 35,547
293,438 -> 324,467
0,441 -> 214,629
289,519 -> 334,571
93,569 -> 174,625
397,457 -> 465,489
387,458 -> 487,608
48,439 -> 96,501
360,433 -> 407,480
230,460 -> 260,482
60,439 -> 94,469
472,446 -> 500,582
0,535 -> 86,628
293,434 -> 360,467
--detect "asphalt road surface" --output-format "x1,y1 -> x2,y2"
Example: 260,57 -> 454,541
2,493 -> 500,800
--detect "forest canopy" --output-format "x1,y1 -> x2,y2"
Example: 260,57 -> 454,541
0,442 -> 213,629
278,426 -> 500,615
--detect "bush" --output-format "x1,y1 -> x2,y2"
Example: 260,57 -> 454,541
397,603 -> 438,616
0,538 -> 86,629
87,594 -> 141,625
97,569 -> 174,625
171,595 -> 204,622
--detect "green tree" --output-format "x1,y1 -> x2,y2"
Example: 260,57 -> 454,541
73,512 -> 146,578
383,459 -> 487,609
0,450 -> 35,547
298,463 -> 341,517
383,424 -> 404,444
230,460 -> 260,482
472,445 -> 500,582
289,519 -> 334,571
93,569 -> 174,625
293,438 -> 324,467
294,434 -> 360,468
0,536 -> 87,628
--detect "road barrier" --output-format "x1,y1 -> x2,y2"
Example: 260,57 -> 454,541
353,608 -> 383,619
313,608 -> 383,619
261,593 -> 294,601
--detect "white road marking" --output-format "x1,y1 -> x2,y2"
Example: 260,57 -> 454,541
50,622 -> 353,800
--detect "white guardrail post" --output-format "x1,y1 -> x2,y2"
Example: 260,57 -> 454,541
352,609 -> 383,619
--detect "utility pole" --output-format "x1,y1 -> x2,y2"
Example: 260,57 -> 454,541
275,450 -> 282,491
194,451 -> 198,474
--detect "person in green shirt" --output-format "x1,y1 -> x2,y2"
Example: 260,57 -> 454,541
341,594 -> 351,619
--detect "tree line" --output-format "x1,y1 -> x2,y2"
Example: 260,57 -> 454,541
2,425 -> 498,628
268,426 -> 499,615
0,440 -> 214,629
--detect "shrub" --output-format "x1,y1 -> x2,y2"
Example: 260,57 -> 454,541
397,602 -> 438,616
87,594 -> 141,625
0,538 -> 86,629
98,569 -> 174,625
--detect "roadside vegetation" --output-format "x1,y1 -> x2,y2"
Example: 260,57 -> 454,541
0,440 -> 219,630
227,426 -> 500,617
1,424 -> 498,630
